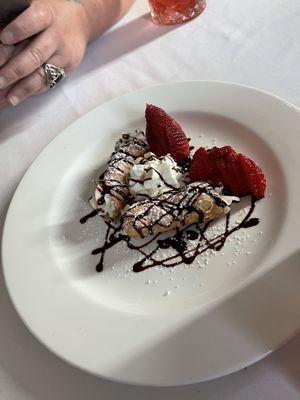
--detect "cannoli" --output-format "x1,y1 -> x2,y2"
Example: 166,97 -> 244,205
122,182 -> 237,238
90,131 -> 149,220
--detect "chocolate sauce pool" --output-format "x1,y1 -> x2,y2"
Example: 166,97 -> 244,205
80,197 -> 259,273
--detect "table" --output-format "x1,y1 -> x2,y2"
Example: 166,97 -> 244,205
1,1 -> 300,398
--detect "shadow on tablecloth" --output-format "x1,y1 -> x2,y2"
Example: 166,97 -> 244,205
79,13 -> 178,75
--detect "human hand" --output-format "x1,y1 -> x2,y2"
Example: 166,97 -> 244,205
0,43 -> 23,109
0,0 -> 89,107
0,46 -> 10,109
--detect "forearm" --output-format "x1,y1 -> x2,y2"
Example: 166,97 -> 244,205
79,0 -> 134,42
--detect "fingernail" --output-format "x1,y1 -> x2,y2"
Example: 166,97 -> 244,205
8,96 -> 20,106
0,77 -> 7,89
1,31 -> 14,44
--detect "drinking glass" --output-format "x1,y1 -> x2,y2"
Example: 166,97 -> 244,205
149,0 -> 206,25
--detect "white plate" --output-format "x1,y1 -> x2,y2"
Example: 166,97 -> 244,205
2,81 -> 300,386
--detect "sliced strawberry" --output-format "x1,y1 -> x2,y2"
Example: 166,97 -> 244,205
238,155 -> 266,199
209,146 -> 236,189
190,147 -> 210,182
145,104 -> 190,162
145,105 -> 168,156
216,147 -> 249,196
190,145 -> 266,199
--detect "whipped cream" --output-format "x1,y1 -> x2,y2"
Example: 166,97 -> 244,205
90,190 -> 117,219
129,152 -> 185,199
220,195 -> 240,206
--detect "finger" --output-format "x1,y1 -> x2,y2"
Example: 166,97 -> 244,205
6,55 -> 66,106
14,39 -> 30,56
0,29 -> 57,89
0,86 -> 13,109
6,67 -> 47,106
0,1 -> 54,45
0,45 -> 14,68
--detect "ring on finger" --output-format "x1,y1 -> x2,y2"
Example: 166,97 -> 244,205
44,63 -> 66,89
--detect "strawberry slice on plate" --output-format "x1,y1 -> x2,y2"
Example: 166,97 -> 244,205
237,154 -> 266,199
190,147 -> 212,182
190,145 -> 266,199
209,146 -> 250,196
145,104 -> 190,163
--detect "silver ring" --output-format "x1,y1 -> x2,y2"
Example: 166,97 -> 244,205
44,63 -> 66,89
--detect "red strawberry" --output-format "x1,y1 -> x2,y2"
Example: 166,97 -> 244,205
208,146 -> 237,189
145,104 -> 190,162
190,145 -> 266,199
190,147 -> 211,182
211,146 -> 250,196
237,154 -> 266,199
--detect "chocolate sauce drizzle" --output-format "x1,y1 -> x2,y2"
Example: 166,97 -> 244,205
94,132 -> 149,214
80,197 -> 259,273
123,182 -> 226,239
79,209 -> 98,224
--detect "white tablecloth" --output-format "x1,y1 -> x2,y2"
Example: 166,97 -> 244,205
1,0 -> 300,398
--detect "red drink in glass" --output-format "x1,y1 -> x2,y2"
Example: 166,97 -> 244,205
149,0 -> 206,25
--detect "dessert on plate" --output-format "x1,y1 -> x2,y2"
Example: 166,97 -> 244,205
81,104 -> 266,272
